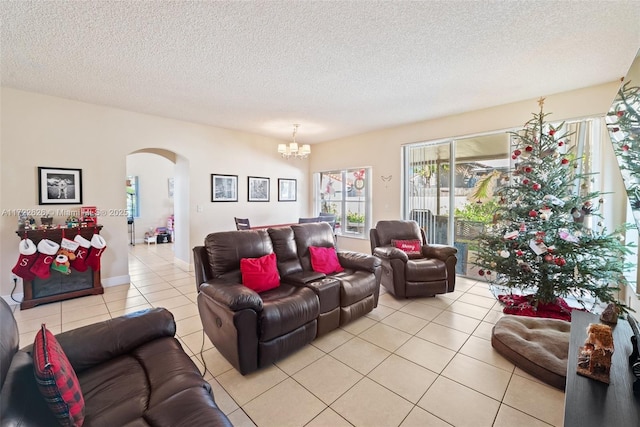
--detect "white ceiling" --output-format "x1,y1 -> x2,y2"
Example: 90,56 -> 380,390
2,1 -> 639,143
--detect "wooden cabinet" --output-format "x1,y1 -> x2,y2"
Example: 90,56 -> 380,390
15,226 -> 104,310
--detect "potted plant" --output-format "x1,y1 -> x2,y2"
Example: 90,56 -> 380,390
346,211 -> 365,232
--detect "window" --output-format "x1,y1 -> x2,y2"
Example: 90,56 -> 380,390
316,167 -> 371,238
402,117 -> 606,277
126,176 -> 139,218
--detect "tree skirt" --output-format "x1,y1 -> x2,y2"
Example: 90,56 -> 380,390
497,294 -> 586,322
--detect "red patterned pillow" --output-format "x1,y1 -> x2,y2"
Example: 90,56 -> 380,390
33,324 -> 85,427
240,253 -> 281,292
392,239 -> 423,258
309,246 -> 344,274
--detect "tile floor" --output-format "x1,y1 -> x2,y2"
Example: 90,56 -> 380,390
9,243 -> 566,427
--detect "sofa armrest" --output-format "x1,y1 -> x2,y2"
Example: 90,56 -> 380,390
282,271 -> 326,285
199,280 -> 263,312
424,243 -> 457,261
23,308 -> 176,374
373,246 -> 409,262
338,250 -> 382,272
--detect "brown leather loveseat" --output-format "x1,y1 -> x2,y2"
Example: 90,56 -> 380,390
193,222 -> 382,375
0,298 -> 232,427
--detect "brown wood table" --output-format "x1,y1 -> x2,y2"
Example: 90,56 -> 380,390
249,223 -> 296,230
564,310 -> 640,426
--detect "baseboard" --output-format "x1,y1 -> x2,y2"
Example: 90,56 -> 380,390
101,275 -> 130,287
174,257 -> 192,271
2,293 -> 23,307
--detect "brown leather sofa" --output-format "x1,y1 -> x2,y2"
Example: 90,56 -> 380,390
193,222 -> 382,375
0,298 -> 232,427
370,220 -> 457,298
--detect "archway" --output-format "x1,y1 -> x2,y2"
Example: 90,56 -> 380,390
126,149 -> 191,269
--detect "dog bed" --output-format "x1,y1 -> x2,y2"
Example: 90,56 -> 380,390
491,315 -> 570,390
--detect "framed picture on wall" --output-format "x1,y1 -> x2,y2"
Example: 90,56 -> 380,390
38,167 -> 83,205
278,178 -> 297,202
248,176 -> 270,202
211,174 -> 238,202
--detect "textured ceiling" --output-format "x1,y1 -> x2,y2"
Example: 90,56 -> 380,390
1,1 -> 639,143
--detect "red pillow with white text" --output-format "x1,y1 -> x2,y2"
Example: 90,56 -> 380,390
33,324 -> 85,427
240,253 -> 280,292
391,239 -> 423,258
309,246 -> 344,274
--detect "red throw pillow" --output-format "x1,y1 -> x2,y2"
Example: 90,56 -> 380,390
392,239 -> 423,258
309,246 -> 344,274
33,325 -> 85,427
240,253 -> 280,292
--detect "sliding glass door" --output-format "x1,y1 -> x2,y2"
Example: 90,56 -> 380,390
403,133 -> 510,276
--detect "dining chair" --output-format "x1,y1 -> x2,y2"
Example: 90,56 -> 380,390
298,217 -> 320,224
234,217 -> 251,230
318,213 -> 337,232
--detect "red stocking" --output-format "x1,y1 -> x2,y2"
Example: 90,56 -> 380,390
86,234 -> 107,272
30,239 -> 60,280
11,238 -> 38,281
70,235 -> 91,272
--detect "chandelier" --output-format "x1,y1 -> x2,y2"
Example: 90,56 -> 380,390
278,124 -> 311,159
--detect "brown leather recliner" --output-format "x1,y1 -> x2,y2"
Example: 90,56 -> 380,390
194,229 -> 320,375
289,223 -> 382,325
0,298 -> 232,427
370,220 -> 457,298
268,223 -> 382,328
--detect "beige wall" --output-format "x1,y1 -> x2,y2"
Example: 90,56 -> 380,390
323,81 -> 624,254
1,88 -> 308,298
2,81 -> 636,306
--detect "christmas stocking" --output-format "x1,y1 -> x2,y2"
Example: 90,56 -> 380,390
30,239 -> 60,280
86,234 -> 107,272
11,238 -> 38,281
70,235 -> 91,272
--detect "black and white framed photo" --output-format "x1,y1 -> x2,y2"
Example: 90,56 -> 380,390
278,178 -> 297,202
248,176 -> 270,202
211,174 -> 238,202
38,167 -> 83,205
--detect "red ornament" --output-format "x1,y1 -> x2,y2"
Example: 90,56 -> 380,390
558,141 -> 564,147
486,271 -> 492,275
544,254 -> 554,263
522,178 -> 529,185
612,127 -> 620,132
478,269 -> 485,276
524,166 -> 532,173
513,149 -> 522,156
525,145 -> 533,152
623,144 -> 630,151
561,158 -> 569,165
516,250 -> 523,256
529,210 -> 538,217
555,257 -> 566,266
617,111 -> 624,117
532,183 -> 541,191
512,155 -> 517,160
549,129 -> 556,136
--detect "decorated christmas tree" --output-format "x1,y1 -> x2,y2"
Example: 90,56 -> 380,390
606,81 -> 640,219
473,98 -> 634,317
